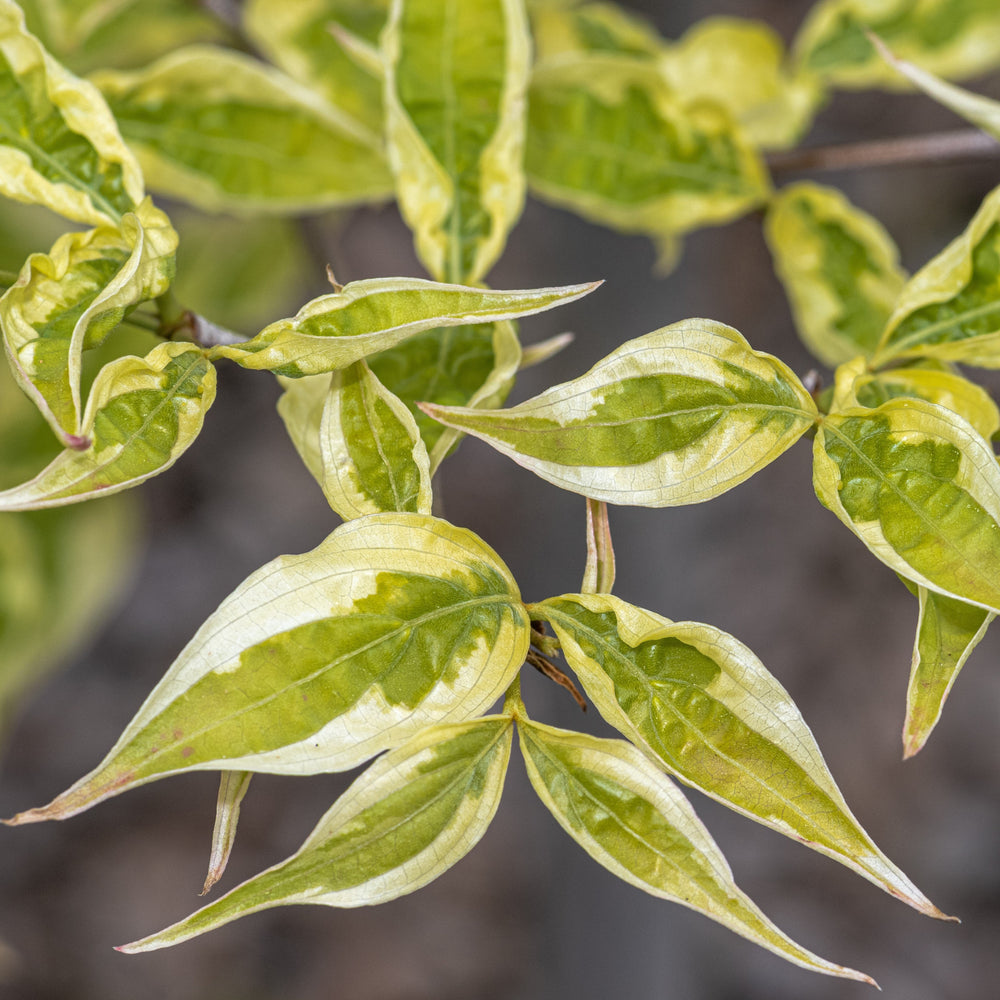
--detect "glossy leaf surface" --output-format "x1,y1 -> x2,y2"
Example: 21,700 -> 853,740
533,591 -> 942,915
766,182 -> 906,366
91,45 -> 392,214
382,0 -> 530,282
8,514 -> 529,821
874,184 -> 1000,367
814,397 -> 1000,613
1,198 -> 177,443
213,278 -> 587,379
518,719 -> 874,984
121,716 -> 513,951
0,0 -> 143,224
422,320 -> 818,507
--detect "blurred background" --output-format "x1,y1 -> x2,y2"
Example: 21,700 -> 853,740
1,1 -> 1000,997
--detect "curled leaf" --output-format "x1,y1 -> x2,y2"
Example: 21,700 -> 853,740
201,771 -> 253,894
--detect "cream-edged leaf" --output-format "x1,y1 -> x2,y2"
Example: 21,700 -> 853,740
0,341 -> 214,510
7,514 -> 529,821
532,592 -> 944,917
766,182 -> 906,366
874,184 -> 1000,368
814,397 -> 1000,613
320,361 -> 433,518
90,45 -> 392,214
121,716 -> 513,951
212,278 -> 588,378
276,372 -> 332,488
1,198 -> 177,443
0,0 -> 143,224
382,0 -> 530,283
422,320 -> 818,507
518,720 -> 875,984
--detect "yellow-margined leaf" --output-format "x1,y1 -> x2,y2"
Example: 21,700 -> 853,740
422,319 -> 818,507
7,514 -> 529,822
382,0 -> 530,283
1,198 -> 177,444
766,183 -> 906,366
873,184 -> 1000,368
814,396 -> 1000,613
212,278 -> 590,379
90,45 -> 393,214
532,592 -> 944,917
518,719 -> 875,984
276,372 -> 328,486
0,341 -> 215,510
120,716 -> 513,951
795,0 -> 1000,90
0,0 -> 143,225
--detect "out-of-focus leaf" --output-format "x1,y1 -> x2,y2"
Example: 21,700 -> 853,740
660,17 -> 823,151
814,396 -> 1000,613
530,1 -> 663,64
382,0 -> 530,282
90,46 -> 392,215
532,591 -> 944,916
1,198 -> 177,444
526,56 -> 770,261
518,719 -> 875,984
244,0 -> 387,134
795,0 -> 1000,89
7,514 -> 529,821
518,330 -> 574,370
0,0 -> 144,225
201,771 -> 253,894
120,716 -> 513,951
422,320 -> 818,507
0,341 -> 215,510
766,182 -> 906,366
873,185 -> 1000,368
18,0 -> 135,53
319,361 -> 433,518
213,278 -> 590,379
901,581 -> 992,759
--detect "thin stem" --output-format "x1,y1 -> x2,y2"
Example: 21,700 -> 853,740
767,128 -> 1000,175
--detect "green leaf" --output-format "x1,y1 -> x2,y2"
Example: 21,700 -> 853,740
212,277 -> 590,379
319,361 -> 433,518
382,0 -> 531,283
90,45 -> 393,215
532,591 -> 944,916
1,198 -> 177,444
422,320 -> 818,507
901,582 -> 992,759
244,0 -> 387,135
525,56 -> 770,263
201,771 -> 253,895
0,341 -> 215,510
530,1 -> 664,64
765,182 -> 906,366
517,719 -> 875,984
814,396 -> 1000,613
660,17 -> 823,152
873,184 -> 1000,368
7,514 -> 529,821
0,0 -> 144,225
120,715 -> 513,951
18,0 -> 138,54
794,0 -> 1000,89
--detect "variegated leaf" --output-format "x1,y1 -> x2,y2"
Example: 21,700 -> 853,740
873,184 -> 1000,368
0,0 -> 144,225
518,719 -> 874,984
532,592 -> 943,916
0,198 -> 177,444
121,716 -> 513,951
795,0 -> 1000,90
276,372 -> 333,488
766,183 -> 906,366
422,320 -> 818,507
7,514 -> 529,821
90,45 -> 392,214
0,341 -> 215,510
530,1 -> 664,64
382,0 -> 530,283
814,397 -> 1000,613
212,278 -> 587,379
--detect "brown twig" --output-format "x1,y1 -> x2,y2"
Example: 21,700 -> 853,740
526,648 -> 587,712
